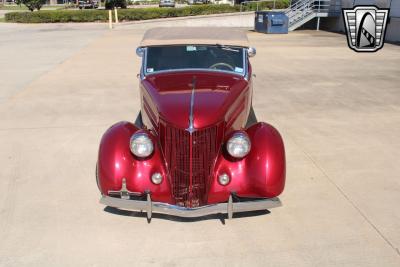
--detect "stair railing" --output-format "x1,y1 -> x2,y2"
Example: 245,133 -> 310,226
285,0 -> 335,28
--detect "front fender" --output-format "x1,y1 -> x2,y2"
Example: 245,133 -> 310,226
97,121 -> 173,203
207,122 -> 286,204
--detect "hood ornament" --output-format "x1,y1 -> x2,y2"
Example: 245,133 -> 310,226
186,76 -> 196,134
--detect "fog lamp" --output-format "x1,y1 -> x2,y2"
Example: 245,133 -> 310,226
151,172 -> 163,185
218,173 -> 230,186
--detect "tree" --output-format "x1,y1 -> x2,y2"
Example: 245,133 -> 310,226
21,0 -> 46,11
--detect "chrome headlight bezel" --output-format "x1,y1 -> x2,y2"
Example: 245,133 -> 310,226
226,132 -> 251,158
129,132 -> 154,158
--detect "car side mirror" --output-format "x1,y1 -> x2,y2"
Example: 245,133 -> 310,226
247,47 -> 256,57
136,47 -> 144,57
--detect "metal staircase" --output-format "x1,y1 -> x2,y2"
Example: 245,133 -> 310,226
285,0 -> 341,31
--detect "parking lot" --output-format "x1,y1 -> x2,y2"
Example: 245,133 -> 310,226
0,21 -> 400,266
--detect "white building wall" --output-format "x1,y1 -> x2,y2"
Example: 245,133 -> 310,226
321,0 -> 400,42
354,0 -> 375,5
390,0 -> 400,17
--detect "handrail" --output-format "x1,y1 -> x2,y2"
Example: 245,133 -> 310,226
284,0 -> 341,28
240,0 -> 283,12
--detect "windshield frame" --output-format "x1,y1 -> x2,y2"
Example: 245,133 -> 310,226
141,45 -> 248,78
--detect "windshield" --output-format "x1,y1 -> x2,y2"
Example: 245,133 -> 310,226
145,45 -> 245,75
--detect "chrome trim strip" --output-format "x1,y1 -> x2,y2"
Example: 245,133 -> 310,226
146,192 -> 152,220
139,47 -> 147,80
142,47 -> 247,78
227,195 -> 233,219
244,48 -> 249,81
186,76 -> 196,134
145,68 -> 245,77
100,195 -> 281,219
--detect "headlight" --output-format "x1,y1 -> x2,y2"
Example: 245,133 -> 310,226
226,132 -> 251,158
129,132 -> 154,158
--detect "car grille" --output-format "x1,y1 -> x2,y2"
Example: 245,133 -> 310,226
162,125 -> 218,207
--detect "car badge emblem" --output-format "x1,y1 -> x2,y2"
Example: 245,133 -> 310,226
342,6 -> 389,52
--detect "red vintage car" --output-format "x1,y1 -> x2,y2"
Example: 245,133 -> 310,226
97,27 -> 285,220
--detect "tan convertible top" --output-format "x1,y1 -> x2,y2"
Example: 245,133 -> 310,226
140,27 -> 250,47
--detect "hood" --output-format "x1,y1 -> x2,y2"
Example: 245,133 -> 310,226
142,71 -> 249,130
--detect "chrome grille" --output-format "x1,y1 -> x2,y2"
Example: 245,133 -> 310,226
163,125 -> 218,207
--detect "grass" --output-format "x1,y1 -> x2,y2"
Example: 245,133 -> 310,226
0,17 -> 5,22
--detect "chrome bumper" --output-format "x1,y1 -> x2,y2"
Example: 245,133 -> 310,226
100,194 -> 281,220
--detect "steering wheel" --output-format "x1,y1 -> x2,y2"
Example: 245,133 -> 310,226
209,62 -> 235,71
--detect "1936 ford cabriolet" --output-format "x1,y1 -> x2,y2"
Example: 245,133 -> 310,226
97,27 -> 285,220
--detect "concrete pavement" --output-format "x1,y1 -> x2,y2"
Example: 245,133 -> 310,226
0,22 -> 400,266
0,23 -> 105,103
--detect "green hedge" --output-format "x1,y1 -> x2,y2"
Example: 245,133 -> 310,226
5,4 -> 240,23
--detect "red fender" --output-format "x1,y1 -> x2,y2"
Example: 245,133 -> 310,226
97,121 -> 173,203
207,122 -> 286,204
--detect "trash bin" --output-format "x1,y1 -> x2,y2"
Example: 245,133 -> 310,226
254,11 -> 289,34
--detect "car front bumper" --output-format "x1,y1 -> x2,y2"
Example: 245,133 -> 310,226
100,194 -> 281,220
